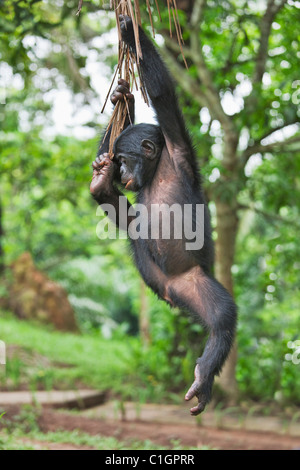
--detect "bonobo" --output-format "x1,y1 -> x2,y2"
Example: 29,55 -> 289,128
90,16 -> 237,416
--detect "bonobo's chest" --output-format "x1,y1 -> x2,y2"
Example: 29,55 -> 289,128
140,149 -> 183,205
134,169 -> 198,276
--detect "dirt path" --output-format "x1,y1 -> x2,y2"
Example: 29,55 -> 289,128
37,408 -> 300,450
2,403 -> 300,450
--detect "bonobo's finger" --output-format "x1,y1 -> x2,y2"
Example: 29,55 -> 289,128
185,381 -> 206,416
118,78 -> 130,89
126,92 -> 134,101
96,154 -> 108,163
92,158 -> 108,170
190,402 -> 205,416
99,158 -> 109,166
97,153 -> 110,162
111,85 -> 134,106
185,380 -> 200,401
116,84 -> 130,95
111,91 -> 123,105
185,364 -> 201,401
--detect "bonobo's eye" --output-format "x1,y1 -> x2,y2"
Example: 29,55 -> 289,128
118,156 -> 127,165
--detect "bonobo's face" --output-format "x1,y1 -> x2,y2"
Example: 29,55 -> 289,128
113,124 -> 164,192
117,154 -> 143,191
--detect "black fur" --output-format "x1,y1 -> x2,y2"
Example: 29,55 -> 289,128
91,16 -> 237,415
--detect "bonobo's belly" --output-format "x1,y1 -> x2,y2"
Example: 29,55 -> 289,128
151,239 -> 196,276
133,191 -> 204,276
134,236 -> 197,277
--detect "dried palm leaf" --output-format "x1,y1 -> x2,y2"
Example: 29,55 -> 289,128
76,0 -> 187,158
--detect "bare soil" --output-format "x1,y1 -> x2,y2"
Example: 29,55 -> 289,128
2,405 -> 300,450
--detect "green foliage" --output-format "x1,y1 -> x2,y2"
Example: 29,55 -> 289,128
0,313 -> 135,392
237,295 -> 300,402
0,132 -> 94,260
0,312 -> 196,402
50,251 -> 140,336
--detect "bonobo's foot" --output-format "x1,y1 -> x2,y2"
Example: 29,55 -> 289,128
185,363 -> 213,416
90,153 -> 114,198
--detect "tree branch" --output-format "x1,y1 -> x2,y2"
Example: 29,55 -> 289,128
241,132 -> 300,164
64,44 -> 91,97
187,0 -> 239,168
162,38 -> 239,163
253,0 -> 287,84
258,120 -> 300,144
190,0 -> 207,29
238,203 -> 300,228
188,36 -> 235,134
159,46 -> 207,108
163,0 -> 240,171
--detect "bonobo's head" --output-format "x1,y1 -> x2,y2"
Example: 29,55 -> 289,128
113,123 -> 164,192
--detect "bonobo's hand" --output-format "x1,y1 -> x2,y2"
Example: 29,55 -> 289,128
119,15 -> 135,47
90,153 -> 115,198
111,78 -> 134,107
185,363 -> 211,416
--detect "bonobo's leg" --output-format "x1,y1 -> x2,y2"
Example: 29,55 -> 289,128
166,267 -> 237,415
132,240 -> 172,304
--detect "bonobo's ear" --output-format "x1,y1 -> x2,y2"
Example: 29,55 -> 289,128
141,139 -> 158,160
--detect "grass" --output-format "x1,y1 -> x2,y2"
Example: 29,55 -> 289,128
0,311 -> 135,393
0,404 -> 209,450
0,313 -> 212,450
0,311 -> 186,403
0,429 -> 207,450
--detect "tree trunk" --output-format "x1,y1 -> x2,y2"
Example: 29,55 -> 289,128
139,280 -> 151,347
214,197 -> 239,401
0,198 -> 4,276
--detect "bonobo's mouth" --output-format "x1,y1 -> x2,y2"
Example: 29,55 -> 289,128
120,174 -> 131,188
125,178 -> 134,190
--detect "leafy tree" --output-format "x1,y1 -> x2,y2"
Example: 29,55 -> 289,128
1,0 -> 299,402
154,0 -> 300,396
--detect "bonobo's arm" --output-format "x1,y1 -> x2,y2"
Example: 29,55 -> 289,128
98,79 -> 135,156
120,17 -> 193,155
90,154 -> 134,231
91,80 -> 135,231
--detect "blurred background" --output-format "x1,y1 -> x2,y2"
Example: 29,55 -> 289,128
0,0 -> 299,450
